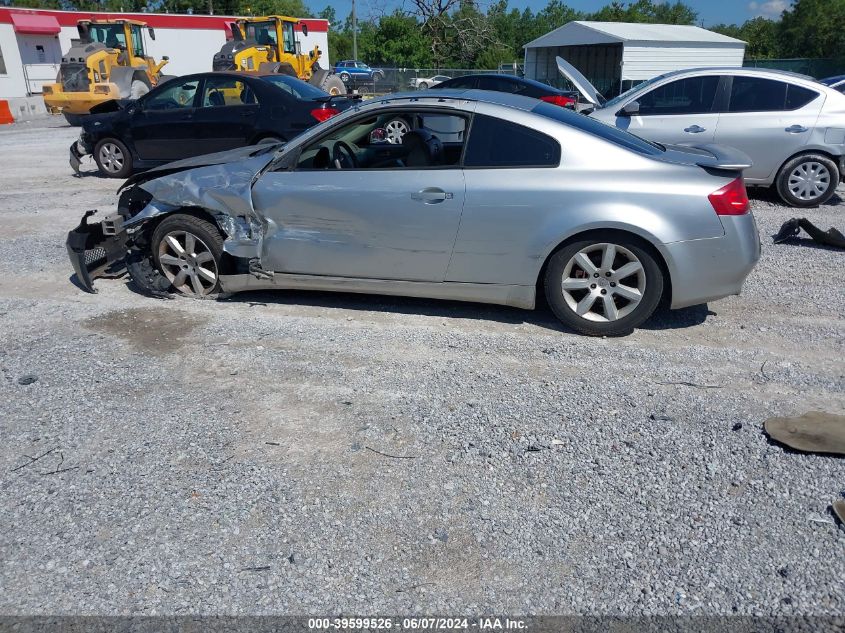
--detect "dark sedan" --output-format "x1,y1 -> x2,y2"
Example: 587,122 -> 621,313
430,74 -> 577,108
71,71 -> 355,178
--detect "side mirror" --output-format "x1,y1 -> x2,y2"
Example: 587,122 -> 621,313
617,100 -> 640,117
301,23 -> 308,36
162,55 -> 169,61
148,27 -> 156,40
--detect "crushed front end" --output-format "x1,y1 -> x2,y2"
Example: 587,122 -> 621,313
66,144 -> 280,295
66,210 -> 130,293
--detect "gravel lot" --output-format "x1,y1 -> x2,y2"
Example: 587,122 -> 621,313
0,116 -> 843,616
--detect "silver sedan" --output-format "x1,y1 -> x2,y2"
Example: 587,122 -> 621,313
557,58 -> 845,208
67,90 -> 761,336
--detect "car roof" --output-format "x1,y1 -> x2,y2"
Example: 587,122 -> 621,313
649,66 -> 816,84
820,74 -> 845,85
436,74 -> 568,93
364,89 -> 542,113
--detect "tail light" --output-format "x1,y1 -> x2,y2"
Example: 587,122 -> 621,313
541,95 -> 575,108
310,107 -> 340,122
708,177 -> 750,215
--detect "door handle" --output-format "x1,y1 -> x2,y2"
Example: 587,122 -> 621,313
785,125 -> 808,133
411,188 -> 453,204
684,125 -> 706,134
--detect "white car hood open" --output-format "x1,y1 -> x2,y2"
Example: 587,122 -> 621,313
556,56 -> 604,107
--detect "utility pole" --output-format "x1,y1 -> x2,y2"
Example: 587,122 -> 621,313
352,0 -> 358,60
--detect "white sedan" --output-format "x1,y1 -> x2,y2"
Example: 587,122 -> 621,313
408,75 -> 451,90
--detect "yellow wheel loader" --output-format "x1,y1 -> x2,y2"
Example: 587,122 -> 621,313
43,20 -> 173,125
212,16 -> 346,96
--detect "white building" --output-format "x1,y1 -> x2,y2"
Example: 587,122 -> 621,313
524,21 -> 746,96
0,7 -> 329,117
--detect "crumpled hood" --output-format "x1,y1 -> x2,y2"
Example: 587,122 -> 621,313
137,149 -> 278,218
120,142 -> 282,193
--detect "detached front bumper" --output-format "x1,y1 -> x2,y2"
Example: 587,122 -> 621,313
66,210 -> 128,293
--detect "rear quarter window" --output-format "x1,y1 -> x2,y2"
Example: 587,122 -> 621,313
465,114 -> 560,167
785,84 -> 820,109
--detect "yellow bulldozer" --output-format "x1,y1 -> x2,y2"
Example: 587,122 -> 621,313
212,16 -> 345,95
43,19 -> 173,125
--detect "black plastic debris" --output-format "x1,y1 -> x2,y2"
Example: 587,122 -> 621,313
773,218 -> 845,249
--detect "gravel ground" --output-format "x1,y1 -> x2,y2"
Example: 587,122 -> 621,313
0,116 -> 843,616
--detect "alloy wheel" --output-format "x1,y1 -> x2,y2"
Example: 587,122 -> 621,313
384,119 -> 410,144
788,161 -> 831,201
98,142 -> 125,174
157,230 -> 218,296
560,243 -> 646,322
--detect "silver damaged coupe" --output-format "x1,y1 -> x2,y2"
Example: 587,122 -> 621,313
67,90 -> 761,336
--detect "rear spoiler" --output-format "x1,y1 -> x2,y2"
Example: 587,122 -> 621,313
676,143 -> 753,171
314,94 -> 362,103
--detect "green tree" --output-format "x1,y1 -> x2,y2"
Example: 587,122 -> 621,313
359,11 -> 432,66
778,0 -> 845,58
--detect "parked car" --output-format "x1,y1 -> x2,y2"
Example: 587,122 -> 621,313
68,89 -> 760,336
70,71 -> 354,178
556,58 -> 845,207
333,60 -> 385,83
409,74 -> 451,90
820,74 -> 845,94
431,74 -> 577,108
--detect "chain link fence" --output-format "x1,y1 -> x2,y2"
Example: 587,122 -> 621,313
743,58 -> 845,79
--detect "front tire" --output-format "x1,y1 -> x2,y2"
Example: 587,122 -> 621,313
418,81 -> 428,90
319,74 -> 346,96
129,79 -> 150,100
94,138 -> 133,178
544,234 -> 663,336
775,153 -> 839,207
151,214 -> 225,297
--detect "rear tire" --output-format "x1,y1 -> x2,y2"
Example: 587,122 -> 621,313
94,138 -> 133,178
151,214 -> 225,297
418,81 -> 428,90
338,71 -> 351,83
544,233 -> 663,336
775,153 -> 839,208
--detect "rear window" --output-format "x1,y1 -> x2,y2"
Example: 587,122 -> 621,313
785,84 -> 819,109
465,114 -> 560,167
729,76 -> 819,112
531,101 -> 664,156
261,74 -> 328,100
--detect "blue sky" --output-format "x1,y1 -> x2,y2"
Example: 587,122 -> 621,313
316,0 -> 792,28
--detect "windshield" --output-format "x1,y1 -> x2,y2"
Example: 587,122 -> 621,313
88,24 -> 127,49
262,74 -> 329,100
602,73 -> 669,110
244,21 -> 277,46
531,101 -> 664,156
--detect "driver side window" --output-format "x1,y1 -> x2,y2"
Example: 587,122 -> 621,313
144,81 -> 198,111
295,110 -> 468,171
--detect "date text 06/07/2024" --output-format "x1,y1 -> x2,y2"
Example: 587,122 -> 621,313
307,617 -> 528,630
